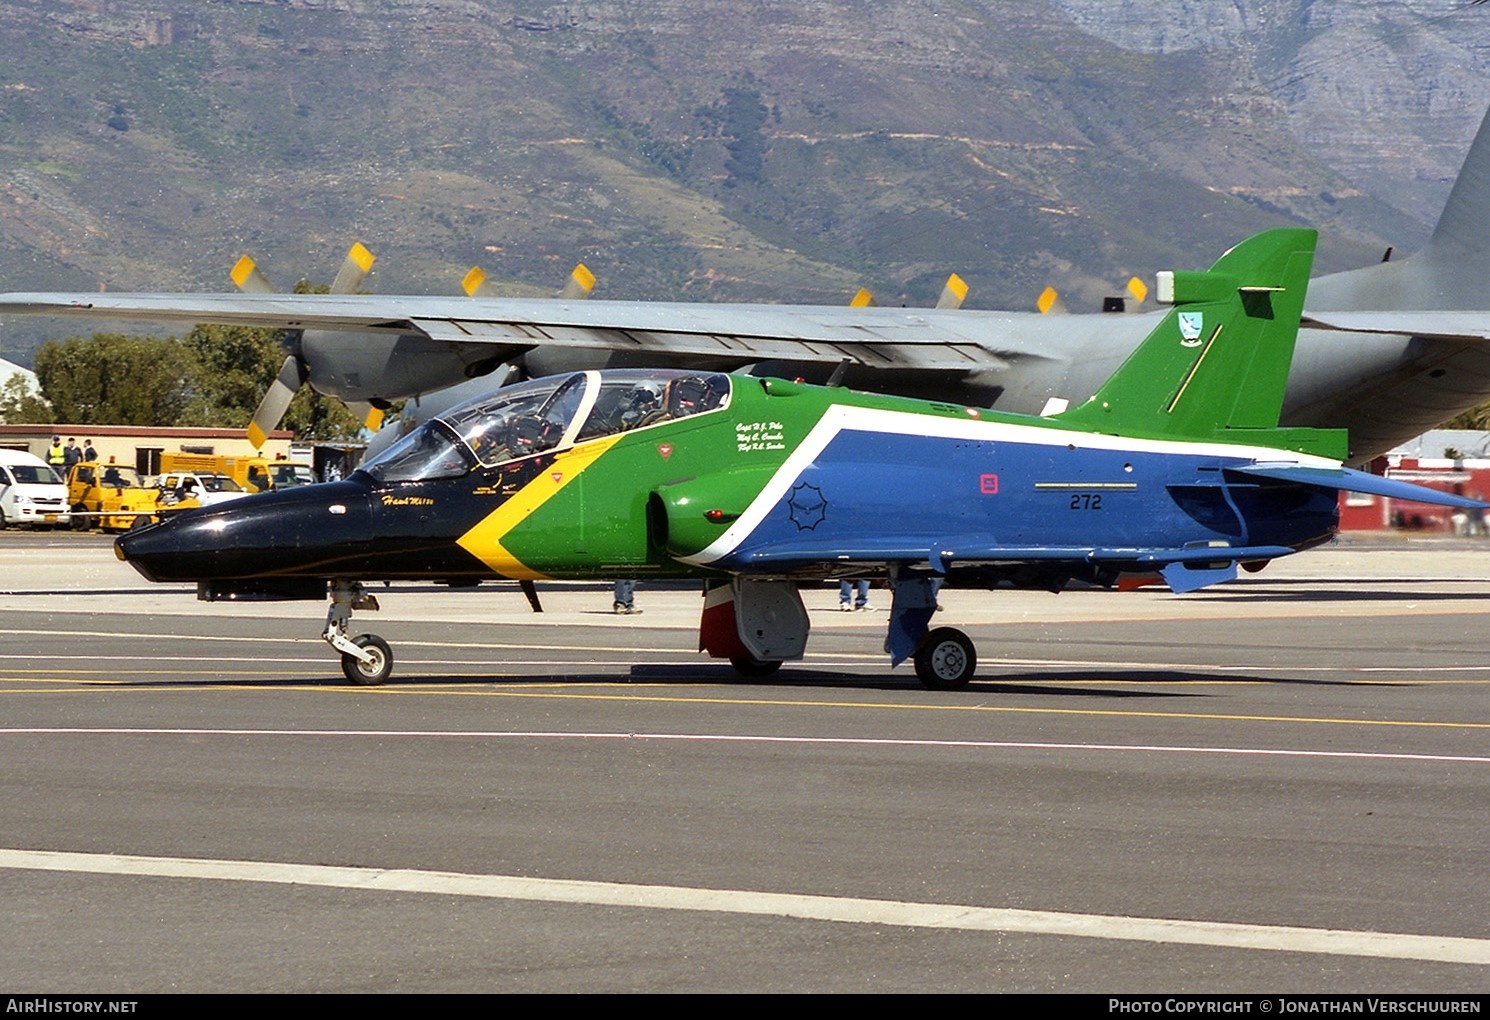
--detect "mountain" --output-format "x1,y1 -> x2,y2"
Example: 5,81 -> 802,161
0,0 -> 1487,364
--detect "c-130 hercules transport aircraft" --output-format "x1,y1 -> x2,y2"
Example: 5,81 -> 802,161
115,229 -> 1482,689
9,105 -> 1490,467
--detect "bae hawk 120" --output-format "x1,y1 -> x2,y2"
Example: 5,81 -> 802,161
113,228 -> 1482,688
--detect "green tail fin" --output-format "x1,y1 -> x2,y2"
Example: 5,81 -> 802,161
1056,228 -> 1341,457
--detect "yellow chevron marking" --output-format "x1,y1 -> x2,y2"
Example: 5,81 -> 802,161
456,436 -> 624,579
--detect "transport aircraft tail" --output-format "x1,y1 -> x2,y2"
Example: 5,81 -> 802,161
1308,106 -> 1490,312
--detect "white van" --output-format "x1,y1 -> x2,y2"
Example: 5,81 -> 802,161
0,449 -> 71,528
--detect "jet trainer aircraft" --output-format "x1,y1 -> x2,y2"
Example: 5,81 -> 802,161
7,110 -> 1490,464
114,228 -> 1482,689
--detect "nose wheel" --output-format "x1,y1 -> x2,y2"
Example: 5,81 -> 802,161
341,634 -> 393,685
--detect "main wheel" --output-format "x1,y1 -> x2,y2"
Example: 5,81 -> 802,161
913,627 -> 976,689
730,656 -> 783,678
341,633 -> 393,685
70,505 -> 91,531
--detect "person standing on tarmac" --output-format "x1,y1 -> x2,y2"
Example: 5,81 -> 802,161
47,436 -> 64,474
838,578 -> 872,611
613,579 -> 640,614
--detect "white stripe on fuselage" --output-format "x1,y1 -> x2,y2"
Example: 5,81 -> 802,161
681,404 -> 1338,567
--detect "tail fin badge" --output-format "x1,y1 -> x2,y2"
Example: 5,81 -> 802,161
1178,312 -> 1204,346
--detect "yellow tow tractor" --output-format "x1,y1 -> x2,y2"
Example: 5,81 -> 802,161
66,460 -> 170,533
157,451 -> 316,493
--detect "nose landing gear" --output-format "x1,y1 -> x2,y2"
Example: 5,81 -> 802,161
323,580 -> 393,685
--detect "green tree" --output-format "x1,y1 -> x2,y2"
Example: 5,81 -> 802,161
34,333 -> 191,425
1444,404 -> 1490,431
32,317 -> 370,441
178,322 -> 288,428
0,373 -> 53,424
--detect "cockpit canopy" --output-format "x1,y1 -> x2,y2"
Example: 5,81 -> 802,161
363,369 -> 732,485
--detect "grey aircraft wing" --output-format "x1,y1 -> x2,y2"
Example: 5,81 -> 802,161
1299,311 -> 1490,343
0,291 -> 1022,371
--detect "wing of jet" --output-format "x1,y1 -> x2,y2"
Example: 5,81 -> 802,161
113,229 -> 1486,690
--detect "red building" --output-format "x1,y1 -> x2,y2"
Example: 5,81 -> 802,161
1337,430 -> 1490,534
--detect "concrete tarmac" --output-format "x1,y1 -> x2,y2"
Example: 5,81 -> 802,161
2,529 -> 1489,993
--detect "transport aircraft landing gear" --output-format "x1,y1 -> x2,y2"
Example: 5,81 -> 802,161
323,579 -> 392,685
913,627 -> 976,690
730,657 -> 783,678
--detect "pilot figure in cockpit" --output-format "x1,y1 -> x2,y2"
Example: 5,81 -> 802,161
620,382 -> 665,430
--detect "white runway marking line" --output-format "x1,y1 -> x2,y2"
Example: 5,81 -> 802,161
1,846 -> 1486,965
3,727 -> 1490,764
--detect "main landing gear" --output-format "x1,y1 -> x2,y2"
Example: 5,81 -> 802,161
701,575 -> 981,690
888,575 -> 978,690
324,579 -> 393,684
912,627 -> 977,690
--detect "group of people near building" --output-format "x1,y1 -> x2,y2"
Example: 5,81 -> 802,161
45,436 -> 96,476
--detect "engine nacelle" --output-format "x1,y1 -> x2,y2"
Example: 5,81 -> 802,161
650,467 -> 779,559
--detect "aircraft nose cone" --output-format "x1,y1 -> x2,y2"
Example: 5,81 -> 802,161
115,481 -> 371,583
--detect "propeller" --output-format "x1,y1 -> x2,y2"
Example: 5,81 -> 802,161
850,273 -> 967,309
237,243 -> 377,448
1038,276 -> 1149,315
1121,275 -> 1149,310
935,273 -> 968,310
463,261 -> 596,300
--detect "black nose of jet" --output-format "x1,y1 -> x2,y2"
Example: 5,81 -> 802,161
115,481 -> 372,584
